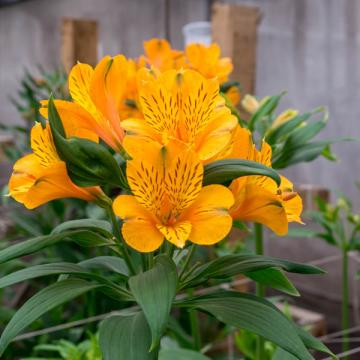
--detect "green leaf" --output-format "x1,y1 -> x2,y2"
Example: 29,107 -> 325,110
51,219 -> 115,247
0,262 -> 88,288
0,262 -> 129,301
272,141 -> 328,169
272,347 -> 297,360
272,326 -> 336,359
0,230 -> 115,265
182,254 -> 324,288
159,348 -> 211,360
52,219 -> 112,236
99,312 -> 155,360
47,98 -> 127,188
0,279 -> 101,356
322,144 -> 337,161
297,326 -> 336,358
65,230 -> 116,247
178,291 -> 312,360
246,268 -> 300,296
129,255 -> 178,350
219,80 -> 241,93
286,228 -> 319,238
0,232 -> 74,264
248,93 -> 285,131
272,136 -> 354,169
47,94 -> 65,136
203,159 -> 281,187
286,118 -> 327,146
79,256 -> 129,277
266,112 -> 313,145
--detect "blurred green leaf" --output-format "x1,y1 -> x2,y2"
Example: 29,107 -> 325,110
0,279 -> 101,356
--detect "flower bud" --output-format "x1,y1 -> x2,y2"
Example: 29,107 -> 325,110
272,109 -> 298,129
241,94 -> 260,114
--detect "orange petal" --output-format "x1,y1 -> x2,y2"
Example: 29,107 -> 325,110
157,221 -> 192,248
284,192 -> 303,224
164,149 -> 203,213
9,155 -> 98,209
195,112 -> 237,161
30,122 -> 60,165
40,100 -> 98,142
230,183 -> 288,236
181,185 -> 234,245
113,195 -> 164,252
68,63 -> 100,121
90,55 -> 127,143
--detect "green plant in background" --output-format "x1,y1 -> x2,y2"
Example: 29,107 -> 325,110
289,184 -> 360,360
1,67 -> 68,161
22,332 -> 101,360
0,68 -> 113,359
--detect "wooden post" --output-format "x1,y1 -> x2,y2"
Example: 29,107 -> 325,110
211,3 -> 261,95
61,18 -> 98,72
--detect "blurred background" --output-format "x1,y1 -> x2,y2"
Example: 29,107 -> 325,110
1,0 -> 360,358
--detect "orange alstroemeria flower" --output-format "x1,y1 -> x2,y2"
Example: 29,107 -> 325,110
41,55 -> 134,152
113,142 -> 234,252
228,126 -> 303,235
185,43 -> 233,83
122,69 -> 237,162
9,122 -> 104,209
141,38 -> 185,72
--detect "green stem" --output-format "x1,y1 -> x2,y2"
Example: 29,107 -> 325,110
141,254 -> 147,272
147,252 -> 154,269
167,243 -> 175,258
188,289 -> 201,350
254,223 -> 265,360
107,206 -> 136,275
179,245 -> 196,280
342,248 -> 350,358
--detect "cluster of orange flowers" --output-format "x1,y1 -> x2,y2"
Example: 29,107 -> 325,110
9,39 -> 302,252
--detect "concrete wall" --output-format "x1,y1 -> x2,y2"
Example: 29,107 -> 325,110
0,0 -> 208,127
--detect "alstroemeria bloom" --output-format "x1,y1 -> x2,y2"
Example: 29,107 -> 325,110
141,38 -> 185,71
185,43 -> 233,83
41,55 -> 131,152
122,69 -> 237,162
113,143 -> 234,252
227,126 -> 303,235
9,122 -> 104,209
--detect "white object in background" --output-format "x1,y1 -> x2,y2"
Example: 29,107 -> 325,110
182,21 -> 212,47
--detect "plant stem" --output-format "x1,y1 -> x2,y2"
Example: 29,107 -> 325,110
342,248 -> 350,358
147,252 -> 154,269
141,254 -> 147,272
107,206 -> 136,275
254,223 -> 265,360
179,245 -> 196,280
188,289 -> 201,350
167,243 -> 175,258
